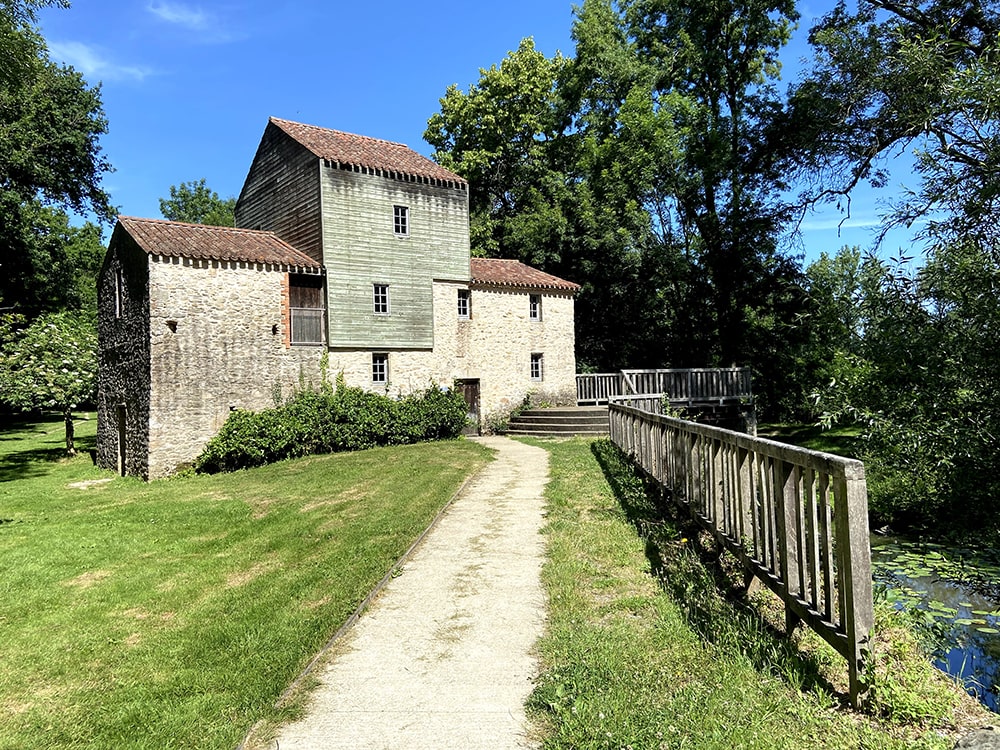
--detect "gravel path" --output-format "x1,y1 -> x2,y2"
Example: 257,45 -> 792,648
255,436 -> 550,750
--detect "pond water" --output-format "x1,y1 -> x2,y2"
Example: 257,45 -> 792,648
870,535 -> 1000,712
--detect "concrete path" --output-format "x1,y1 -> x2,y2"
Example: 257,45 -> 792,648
256,437 -> 550,750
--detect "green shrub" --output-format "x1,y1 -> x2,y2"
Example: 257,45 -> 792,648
194,382 -> 468,474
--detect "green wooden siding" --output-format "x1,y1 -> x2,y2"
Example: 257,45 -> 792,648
322,167 -> 470,349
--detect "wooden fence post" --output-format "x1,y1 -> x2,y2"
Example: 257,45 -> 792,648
834,464 -> 874,707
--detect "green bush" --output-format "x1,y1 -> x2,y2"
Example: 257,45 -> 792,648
195,382 -> 468,473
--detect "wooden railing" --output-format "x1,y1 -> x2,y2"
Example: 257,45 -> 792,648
577,367 -> 752,406
608,399 -> 874,706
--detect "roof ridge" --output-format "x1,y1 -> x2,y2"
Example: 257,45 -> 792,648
269,116 -> 408,149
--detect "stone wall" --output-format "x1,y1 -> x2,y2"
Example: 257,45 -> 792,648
324,281 -> 577,429
97,230 -> 152,478
144,257 -> 323,478
466,286 -> 577,422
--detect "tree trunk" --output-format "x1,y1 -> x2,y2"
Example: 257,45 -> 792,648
64,408 -> 75,455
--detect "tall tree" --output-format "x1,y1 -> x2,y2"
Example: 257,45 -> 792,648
0,2 -> 113,315
425,38 -> 660,370
803,1 -> 1000,533
610,0 -> 802,365
565,0 -> 814,413
425,3 -> 818,405
159,179 -> 236,226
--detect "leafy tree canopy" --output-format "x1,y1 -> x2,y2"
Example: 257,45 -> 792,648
0,0 -> 67,87
800,1 -> 1000,535
0,1 -> 113,316
425,1 -> 813,410
159,179 -> 236,226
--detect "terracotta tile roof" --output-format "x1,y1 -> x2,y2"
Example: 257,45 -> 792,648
269,117 -> 466,187
115,216 -> 322,269
471,258 -> 580,292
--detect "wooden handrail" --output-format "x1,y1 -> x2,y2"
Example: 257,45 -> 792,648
576,368 -> 752,405
608,399 -> 873,706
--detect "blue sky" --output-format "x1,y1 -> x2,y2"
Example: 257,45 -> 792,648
36,0 -> 919,263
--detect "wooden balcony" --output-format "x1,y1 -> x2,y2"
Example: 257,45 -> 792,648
576,367 -> 753,407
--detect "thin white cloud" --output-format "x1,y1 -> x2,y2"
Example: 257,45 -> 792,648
146,2 -> 244,43
48,40 -> 153,82
147,2 -> 209,30
798,215 -> 882,233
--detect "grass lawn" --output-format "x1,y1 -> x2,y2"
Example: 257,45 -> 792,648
527,438 -> 985,749
758,422 -> 864,458
0,413 -> 491,749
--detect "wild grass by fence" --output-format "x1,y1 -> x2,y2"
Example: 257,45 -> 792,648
608,400 -> 874,705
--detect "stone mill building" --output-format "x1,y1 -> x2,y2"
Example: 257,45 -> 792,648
97,117 -> 580,479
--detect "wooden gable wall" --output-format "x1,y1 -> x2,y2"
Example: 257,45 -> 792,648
234,123 -> 324,263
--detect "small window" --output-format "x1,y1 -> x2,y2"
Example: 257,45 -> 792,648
529,293 -> 542,321
372,352 -> 389,384
393,205 -> 409,237
113,266 -> 124,318
373,283 -> 390,315
457,289 -> 470,319
530,352 -> 544,381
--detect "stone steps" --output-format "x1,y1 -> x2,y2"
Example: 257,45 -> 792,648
506,406 -> 609,438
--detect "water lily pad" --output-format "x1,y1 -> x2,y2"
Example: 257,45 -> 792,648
955,618 -> 975,626
976,627 -> 1000,634
973,610 -> 993,616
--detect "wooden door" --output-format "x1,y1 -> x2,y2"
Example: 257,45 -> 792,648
455,379 -> 480,436
116,405 -> 127,476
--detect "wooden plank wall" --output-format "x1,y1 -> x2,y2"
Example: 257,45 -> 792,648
234,124 -> 324,263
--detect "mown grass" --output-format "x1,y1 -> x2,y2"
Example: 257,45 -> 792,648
527,438 -> 980,749
0,413 -> 491,749
758,423 -> 864,458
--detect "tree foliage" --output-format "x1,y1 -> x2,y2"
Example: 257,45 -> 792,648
426,3 -> 814,415
0,311 -> 97,453
159,178 -> 236,226
0,2 -> 113,316
803,1 -> 1000,535
2,202 -> 106,315
427,0 -> 1000,536
0,0 -> 67,87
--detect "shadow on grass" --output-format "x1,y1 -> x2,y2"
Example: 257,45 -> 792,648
0,415 -> 97,483
590,438 -> 846,706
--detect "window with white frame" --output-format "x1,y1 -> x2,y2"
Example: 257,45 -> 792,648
373,283 -> 390,315
529,293 -> 542,321
372,352 -> 389,384
393,205 -> 409,236
457,288 -> 470,319
530,352 -> 544,381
